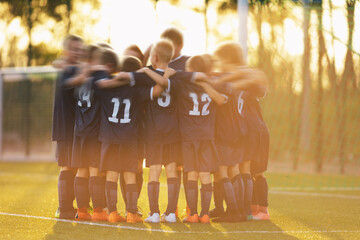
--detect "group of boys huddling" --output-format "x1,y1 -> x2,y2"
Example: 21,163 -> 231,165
53,27 -> 270,224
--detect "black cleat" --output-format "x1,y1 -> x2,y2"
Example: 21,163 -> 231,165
209,208 -> 225,218
212,212 -> 246,223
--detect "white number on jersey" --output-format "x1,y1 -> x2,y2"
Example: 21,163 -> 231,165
189,92 -> 211,116
78,90 -> 91,108
238,91 -> 244,115
157,92 -> 171,107
108,98 -> 131,123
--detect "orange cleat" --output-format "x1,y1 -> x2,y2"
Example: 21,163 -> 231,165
253,207 -> 270,220
75,208 -> 92,221
92,208 -> 109,222
199,214 -> 210,223
108,211 -> 126,223
126,212 -> 143,223
182,214 -> 199,223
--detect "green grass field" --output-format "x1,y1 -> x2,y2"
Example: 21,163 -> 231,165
0,162 -> 359,240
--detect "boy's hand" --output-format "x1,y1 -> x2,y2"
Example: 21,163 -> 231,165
164,67 -> 176,78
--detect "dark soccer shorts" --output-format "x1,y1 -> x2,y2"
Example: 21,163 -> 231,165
244,130 -> 270,174
216,142 -> 244,167
71,135 -> 101,169
145,142 -> 182,167
182,140 -> 219,173
100,141 -> 139,173
56,140 -> 73,167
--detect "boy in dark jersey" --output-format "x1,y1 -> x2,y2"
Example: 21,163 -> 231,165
186,55 -> 247,223
96,54 -> 165,223
212,42 -> 269,221
52,34 -> 83,219
65,46 -> 115,222
113,41 -> 217,223
160,27 -> 190,71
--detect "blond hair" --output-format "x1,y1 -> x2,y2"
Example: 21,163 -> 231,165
214,42 -> 245,66
151,39 -> 174,64
186,54 -> 213,73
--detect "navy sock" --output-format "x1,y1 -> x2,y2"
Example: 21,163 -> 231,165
89,176 -> 106,209
255,175 -> 269,207
126,184 -> 139,214
252,177 -> 259,205
147,181 -> 160,214
186,180 -> 198,216
58,170 -> 75,212
200,183 -> 212,217
231,174 -> 245,214
165,178 -> 179,215
105,181 -> 118,213
74,177 -> 90,209
136,172 -> 143,198
241,173 -> 253,216
119,173 -> 127,207
220,178 -> 238,213
213,181 -> 224,211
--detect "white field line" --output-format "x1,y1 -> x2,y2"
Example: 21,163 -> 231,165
0,212 -> 359,234
269,190 -> 360,200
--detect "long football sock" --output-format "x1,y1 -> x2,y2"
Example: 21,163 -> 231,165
241,173 -> 253,216
231,174 -> 245,214
126,184 -> 139,214
252,176 -> 259,206
200,183 -> 212,217
255,175 -> 269,208
58,170 -> 75,212
74,177 -> 90,209
165,178 -> 179,215
89,176 -> 106,209
186,180 -> 198,216
147,181 -> 160,214
213,181 -> 224,212
220,178 -> 238,213
105,181 -> 118,213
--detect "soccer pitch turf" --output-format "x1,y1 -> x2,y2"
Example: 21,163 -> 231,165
0,162 -> 359,240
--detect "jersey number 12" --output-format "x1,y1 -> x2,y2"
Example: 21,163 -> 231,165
189,92 -> 211,116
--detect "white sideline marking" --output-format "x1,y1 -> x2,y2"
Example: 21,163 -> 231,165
270,190 -> 360,200
0,212 -> 360,234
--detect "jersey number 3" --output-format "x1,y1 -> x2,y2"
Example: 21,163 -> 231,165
108,98 -> 131,123
189,92 -> 211,116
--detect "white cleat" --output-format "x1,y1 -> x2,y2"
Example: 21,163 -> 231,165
145,213 -> 160,223
161,213 -> 177,223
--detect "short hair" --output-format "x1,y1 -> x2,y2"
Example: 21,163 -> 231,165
213,42 -> 245,66
151,39 -> 174,64
121,56 -> 143,72
160,27 -> 184,47
86,44 -> 100,62
97,42 -> 113,49
100,49 -> 119,67
63,34 -> 83,49
186,55 -> 212,73
124,44 -> 144,62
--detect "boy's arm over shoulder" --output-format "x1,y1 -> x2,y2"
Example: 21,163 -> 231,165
195,81 -> 228,105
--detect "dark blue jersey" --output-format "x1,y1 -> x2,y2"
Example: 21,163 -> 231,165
244,92 -> 268,132
74,70 -> 108,137
173,79 -> 217,141
132,70 -> 194,144
215,90 -> 247,146
52,66 -> 78,141
97,85 -> 152,144
168,55 -> 190,71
